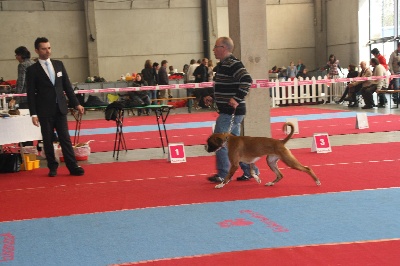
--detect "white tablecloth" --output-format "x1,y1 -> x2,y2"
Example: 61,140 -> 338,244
0,115 -> 42,145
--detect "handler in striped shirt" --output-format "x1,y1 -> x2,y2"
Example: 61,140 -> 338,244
205,36 -> 260,183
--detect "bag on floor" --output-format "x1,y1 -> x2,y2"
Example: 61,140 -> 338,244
0,153 -> 22,173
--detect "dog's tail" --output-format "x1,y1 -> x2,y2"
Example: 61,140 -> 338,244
282,122 -> 295,144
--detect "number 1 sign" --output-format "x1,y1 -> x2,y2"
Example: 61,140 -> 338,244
168,143 -> 187,163
311,133 -> 332,153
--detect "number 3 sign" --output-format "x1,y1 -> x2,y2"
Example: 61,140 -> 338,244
168,143 -> 187,163
311,133 -> 332,153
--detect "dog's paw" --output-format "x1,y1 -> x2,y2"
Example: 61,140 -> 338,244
253,175 -> 261,184
265,182 -> 275,186
215,183 -> 225,189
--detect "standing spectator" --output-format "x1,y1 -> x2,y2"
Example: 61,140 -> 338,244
141,59 -> 157,104
14,46 -> 34,109
371,48 -> 389,105
193,58 -> 210,109
204,36 -> 259,183
296,59 -> 306,78
158,60 -> 169,104
361,58 -> 386,109
186,59 -> 199,84
388,42 -> 400,104
26,37 -> 84,177
152,62 -> 160,102
325,54 -> 342,78
182,64 -> 189,82
185,59 -> 199,110
286,61 -> 298,80
168,65 -> 175,75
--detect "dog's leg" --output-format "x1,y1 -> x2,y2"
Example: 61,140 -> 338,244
250,163 -> 261,184
280,149 -> 321,186
265,155 -> 283,186
215,164 -> 239,189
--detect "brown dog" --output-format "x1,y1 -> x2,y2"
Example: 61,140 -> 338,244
205,122 -> 321,189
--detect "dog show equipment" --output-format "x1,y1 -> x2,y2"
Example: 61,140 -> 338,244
168,143 -> 186,163
356,113 -> 369,129
311,133 -> 332,153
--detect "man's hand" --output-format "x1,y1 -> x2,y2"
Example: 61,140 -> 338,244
32,117 -> 39,127
228,98 -> 238,109
76,105 -> 84,114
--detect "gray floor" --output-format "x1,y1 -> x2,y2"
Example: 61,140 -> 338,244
68,100 -> 400,166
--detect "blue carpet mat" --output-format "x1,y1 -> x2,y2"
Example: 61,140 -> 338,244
1,188 -> 399,265
71,111 -> 384,136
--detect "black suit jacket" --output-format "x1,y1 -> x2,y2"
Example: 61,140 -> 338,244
26,60 -> 79,117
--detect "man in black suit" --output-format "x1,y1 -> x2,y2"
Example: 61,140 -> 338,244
26,37 -> 85,177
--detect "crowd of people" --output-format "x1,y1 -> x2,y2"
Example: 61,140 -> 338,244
334,43 -> 400,109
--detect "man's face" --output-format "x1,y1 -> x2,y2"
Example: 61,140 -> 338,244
360,62 -> 366,69
213,39 -> 225,60
35,42 -> 51,60
203,59 -> 208,66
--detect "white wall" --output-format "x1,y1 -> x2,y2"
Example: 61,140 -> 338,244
95,7 -> 204,81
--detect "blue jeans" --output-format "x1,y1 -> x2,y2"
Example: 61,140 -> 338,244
214,113 -> 259,178
148,90 -> 157,105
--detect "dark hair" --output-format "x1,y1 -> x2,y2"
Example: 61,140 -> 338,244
144,59 -> 152,69
153,62 -> 159,68
371,48 -> 380,55
190,59 -> 196,64
161,60 -> 168,65
348,64 -> 356,72
14,46 -> 31,59
370,57 -> 380,65
329,54 -> 336,61
34,37 -> 49,49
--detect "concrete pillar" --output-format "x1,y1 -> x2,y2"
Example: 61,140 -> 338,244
84,0 -> 100,77
208,0 -> 218,57
314,0 -> 328,68
228,0 -> 270,137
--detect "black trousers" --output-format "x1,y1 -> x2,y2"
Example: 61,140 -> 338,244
361,85 -> 377,107
39,109 -> 77,171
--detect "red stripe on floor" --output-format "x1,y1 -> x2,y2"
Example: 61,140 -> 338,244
1,142 -> 400,222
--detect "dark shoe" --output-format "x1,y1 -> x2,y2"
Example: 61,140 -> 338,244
236,174 -> 253,181
207,175 -> 223,183
70,166 -> 84,176
48,169 -> 57,177
377,104 -> 386,108
334,100 -> 343,104
361,105 -> 373,109
348,103 -> 359,107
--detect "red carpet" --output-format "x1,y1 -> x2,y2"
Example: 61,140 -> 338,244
2,142 -> 400,222
272,114 -> 400,139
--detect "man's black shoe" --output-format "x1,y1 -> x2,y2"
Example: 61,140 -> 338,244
236,175 -> 253,181
48,169 -> 57,177
207,175 -> 224,183
70,166 -> 84,176
348,103 -> 359,107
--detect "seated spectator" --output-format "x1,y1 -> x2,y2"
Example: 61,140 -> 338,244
297,68 -> 309,79
335,64 -> 359,104
361,57 -> 386,109
346,61 -> 372,107
131,73 -> 151,115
